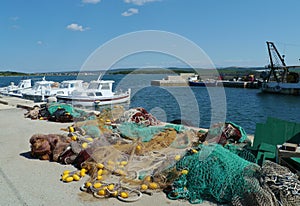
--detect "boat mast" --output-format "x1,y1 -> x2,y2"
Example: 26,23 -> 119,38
266,41 -> 288,83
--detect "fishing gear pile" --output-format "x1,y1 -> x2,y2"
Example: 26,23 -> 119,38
27,105 -> 300,205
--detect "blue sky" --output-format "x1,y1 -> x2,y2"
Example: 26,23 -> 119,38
1,0 -> 300,72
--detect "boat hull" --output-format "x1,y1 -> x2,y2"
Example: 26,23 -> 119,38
22,93 -> 51,102
261,82 -> 300,95
188,81 -> 217,87
56,90 -> 131,107
189,80 -> 260,88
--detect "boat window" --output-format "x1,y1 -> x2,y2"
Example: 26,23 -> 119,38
60,83 -> 69,88
73,91 -> 82,95
87,92 -> 95,97
101,83 -> 110,90
95,92 -> 102,96
88,82 -> 100,89
32,84 -> 39,90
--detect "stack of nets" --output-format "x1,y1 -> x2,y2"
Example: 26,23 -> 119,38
57,107 -> 200,201
30,105 -> 300,205
260,161 -> 300,206
118,107 -> 160,126
167,143 -> 270,204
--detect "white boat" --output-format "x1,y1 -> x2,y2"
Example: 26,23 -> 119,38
22,78 -> 87,102
261,42 -> 300,95
0,79 -> 32,97
56,80 -> 131,107
44,80 -> 86,97
21,77 -> 56,102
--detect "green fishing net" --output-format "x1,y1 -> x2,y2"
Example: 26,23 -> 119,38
47,103 -> 86,118
168,144 -> 260,204
116,122 -> 186,142
224,144 -> 256,163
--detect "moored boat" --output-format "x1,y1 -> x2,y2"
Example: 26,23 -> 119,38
261,41 -> 300,95
56,80 -> 131,107
0,79 -> 32,97
21,77 -> 56,102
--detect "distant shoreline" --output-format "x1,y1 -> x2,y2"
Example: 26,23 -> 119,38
1,67 -> 299,77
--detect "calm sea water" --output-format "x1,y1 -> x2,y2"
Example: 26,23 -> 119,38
1,74 -> 299,134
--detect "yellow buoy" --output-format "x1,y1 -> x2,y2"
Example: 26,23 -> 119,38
86,137 -> 93,142
107,184 -> 114,191
85,182 -> 92,188
64,176 -> 74,182
149,182 -> 158,190
69,126 -> 75,133
136,145 -> 142,151
97,163 -> 104,169
97,175 -> 103,181
107,160 -> 115,165
181,169 -> 188,175
174,155 -> 181,161
63,170 -> 70,175
81,168 -> 87,173
98,189 -> 106,196
80,170 -> 86,177
120,161 -> 128,166
61,174 -> 69,181
71,135 -> 77,141
97,169 -> 103,176
93,182 -> 102,188
192,149 -> 198,154
73,174 -> 80,181
82,142 -> 88,149
120,191 -> 129,198
141,184 -> 148,190
144,176 -> 151,182
115,169 -> 126,176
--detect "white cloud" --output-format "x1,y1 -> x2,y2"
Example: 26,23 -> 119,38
66,23 -> 89,32
124,0 -> 160,6
122,8 -> 139,16
82,0 -> 101,4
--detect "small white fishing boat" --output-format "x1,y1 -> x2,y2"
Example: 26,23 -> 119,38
44,80 -> 86,97
21,77 -> 56,102
56,80 -> 131,107
22,78 -> 87,102
261,41 -> 300,95
0,79 -> 32,97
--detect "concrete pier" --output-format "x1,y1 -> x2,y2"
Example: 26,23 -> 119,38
151,73 -> 194,86
0,95 -> 44,110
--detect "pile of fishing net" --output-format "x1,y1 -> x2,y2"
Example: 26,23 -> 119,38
27,105 -> 300,205
24,103 -> 94,122
166,144 -> 300,205
166,143 -> 262,204
118,107 -> 160,126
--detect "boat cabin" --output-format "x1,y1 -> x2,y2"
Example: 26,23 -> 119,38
87,80 -> 115,96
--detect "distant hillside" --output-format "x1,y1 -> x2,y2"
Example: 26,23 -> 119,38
0,66 -> 269,77
0,71 -> 28,76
